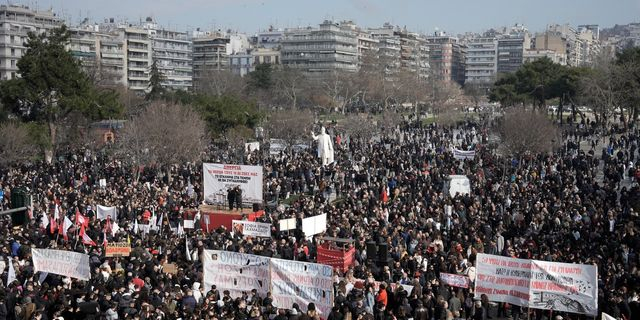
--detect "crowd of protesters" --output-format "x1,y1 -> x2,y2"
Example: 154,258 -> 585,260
1,115 -> 640,320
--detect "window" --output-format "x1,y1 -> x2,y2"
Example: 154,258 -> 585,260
10,35 -> 15,43
11,60 -> 16,68
11,72 -> 16,79
11,48 -> 15,56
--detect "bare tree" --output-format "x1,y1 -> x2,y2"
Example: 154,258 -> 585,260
338,113 -> 378,139
263,109 -> 314,146
319,70 -> 361,113
274,67 -> 306,109
0,122 -> 38,167
497,110 -> 561,156
197,69 -> 246,97
579,51 -> 621,128
117,102 -> 207,180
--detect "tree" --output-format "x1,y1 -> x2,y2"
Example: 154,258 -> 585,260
263,109 -> 314,146
197,69 -> 246,97
579,51 -> 623,128
145,60 -> 166,101
464,82 -> 486,109
338,113 -> 378,140
116,102 -> 207,180
497,110 -> 560,156
274,67 -> 306,109
513,57 -> 558,109
0,25 -> 122,158
319,70 -> 361,113
0,122 -> 39,167
248,63 -> 274,91
190,94 -> 262,134
614,47 -> 640,125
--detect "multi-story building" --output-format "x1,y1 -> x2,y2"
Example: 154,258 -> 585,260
395,28 -> 430,78
253,28 -> 283,49
150,28 -> 192,91
120,27 -> 151,92
281,20 -> 359,73
368,24 -> 401,69
96,33 -> 125,85
192,32 -> 230,91
465,37 -> 498,86
0,4 -> 63,80
252,47 -> 280,65
425,33 -> 466,85
523,49 -> 567,65
229,52 -> 253,77
497,35 -> 528,74
69,25 -> 126,86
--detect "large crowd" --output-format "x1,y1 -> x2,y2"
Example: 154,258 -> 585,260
1,116 -> 639,320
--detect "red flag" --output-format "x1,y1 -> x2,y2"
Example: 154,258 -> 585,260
75,210 -> 88,228
104,216 -> 112,234
80,226 -> 96,246
50,216 -> 57,234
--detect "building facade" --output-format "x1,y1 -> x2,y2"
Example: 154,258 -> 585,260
0,5 -> 63,80
281,20 -> 359,73
150,28 -> 192,91
497,35 -> 527,74
465,37 -> 498,85
192,32 -> 230,91
425,34 -> 466,85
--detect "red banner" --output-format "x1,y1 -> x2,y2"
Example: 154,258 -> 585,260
317,244 -> 355,272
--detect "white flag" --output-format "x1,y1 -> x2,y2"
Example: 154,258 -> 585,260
40,214 -> 49,229
602,313 -> 617,320
185,236 -> 191,261
54,204 -> 60,219
112,222 -> 120,237
7,259 -> 16,285
133,219 -> 139,234
177,223 -> 184,236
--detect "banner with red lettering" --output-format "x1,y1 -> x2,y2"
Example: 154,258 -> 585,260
203,163 -> 263,206
440,273 -> 470,288
475,254 -> 597,316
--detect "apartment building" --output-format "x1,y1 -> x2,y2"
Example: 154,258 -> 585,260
192,32 -> 230,91
523,49 -> 567,65
368,24 -> 401,69
425,34 -> 466,85
150,28 -> 192,91
0,4 -> 63,80
395,28 -> 430,78
281,20 -> 359,73
465,37 -> 498,85
497,35 -> 528,74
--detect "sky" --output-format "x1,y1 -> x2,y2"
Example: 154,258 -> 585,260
9,0 -> 640,35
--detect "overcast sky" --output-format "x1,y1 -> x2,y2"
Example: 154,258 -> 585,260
14,0 -> 640,34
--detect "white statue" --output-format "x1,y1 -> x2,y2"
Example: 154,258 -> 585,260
311,126 -> 334,166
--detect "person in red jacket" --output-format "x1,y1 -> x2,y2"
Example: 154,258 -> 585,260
376,283 -> 388,308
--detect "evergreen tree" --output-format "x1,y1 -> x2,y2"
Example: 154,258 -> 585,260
0,25 -> 122,155
146,60 -> 166,101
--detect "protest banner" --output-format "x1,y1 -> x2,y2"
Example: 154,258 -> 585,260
475,254 -> 598,316
105,242 -> 131,257
278,218 -> 296,231
528,259 -> 598,315
245,142 -> 260,153
440,272 -> 470,288
302,213 -> 327,238
232,220 -> 271,237
32,249 -> 91,281
202,250 -> 271,298
270,258 -> 334,316
203,163 -> 263,206
96,205 -> 117,220
453,148 -> 476,160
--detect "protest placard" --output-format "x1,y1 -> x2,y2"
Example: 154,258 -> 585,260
163,263 -> 178,274
440,272 -> 470,288
278,218 -> 296,231
302,213 -> 327,238
105,242 -> 131,257
32,249 -> 91,281
232,220 -> 271,237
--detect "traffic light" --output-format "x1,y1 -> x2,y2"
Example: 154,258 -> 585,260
10,188 -> 29,226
